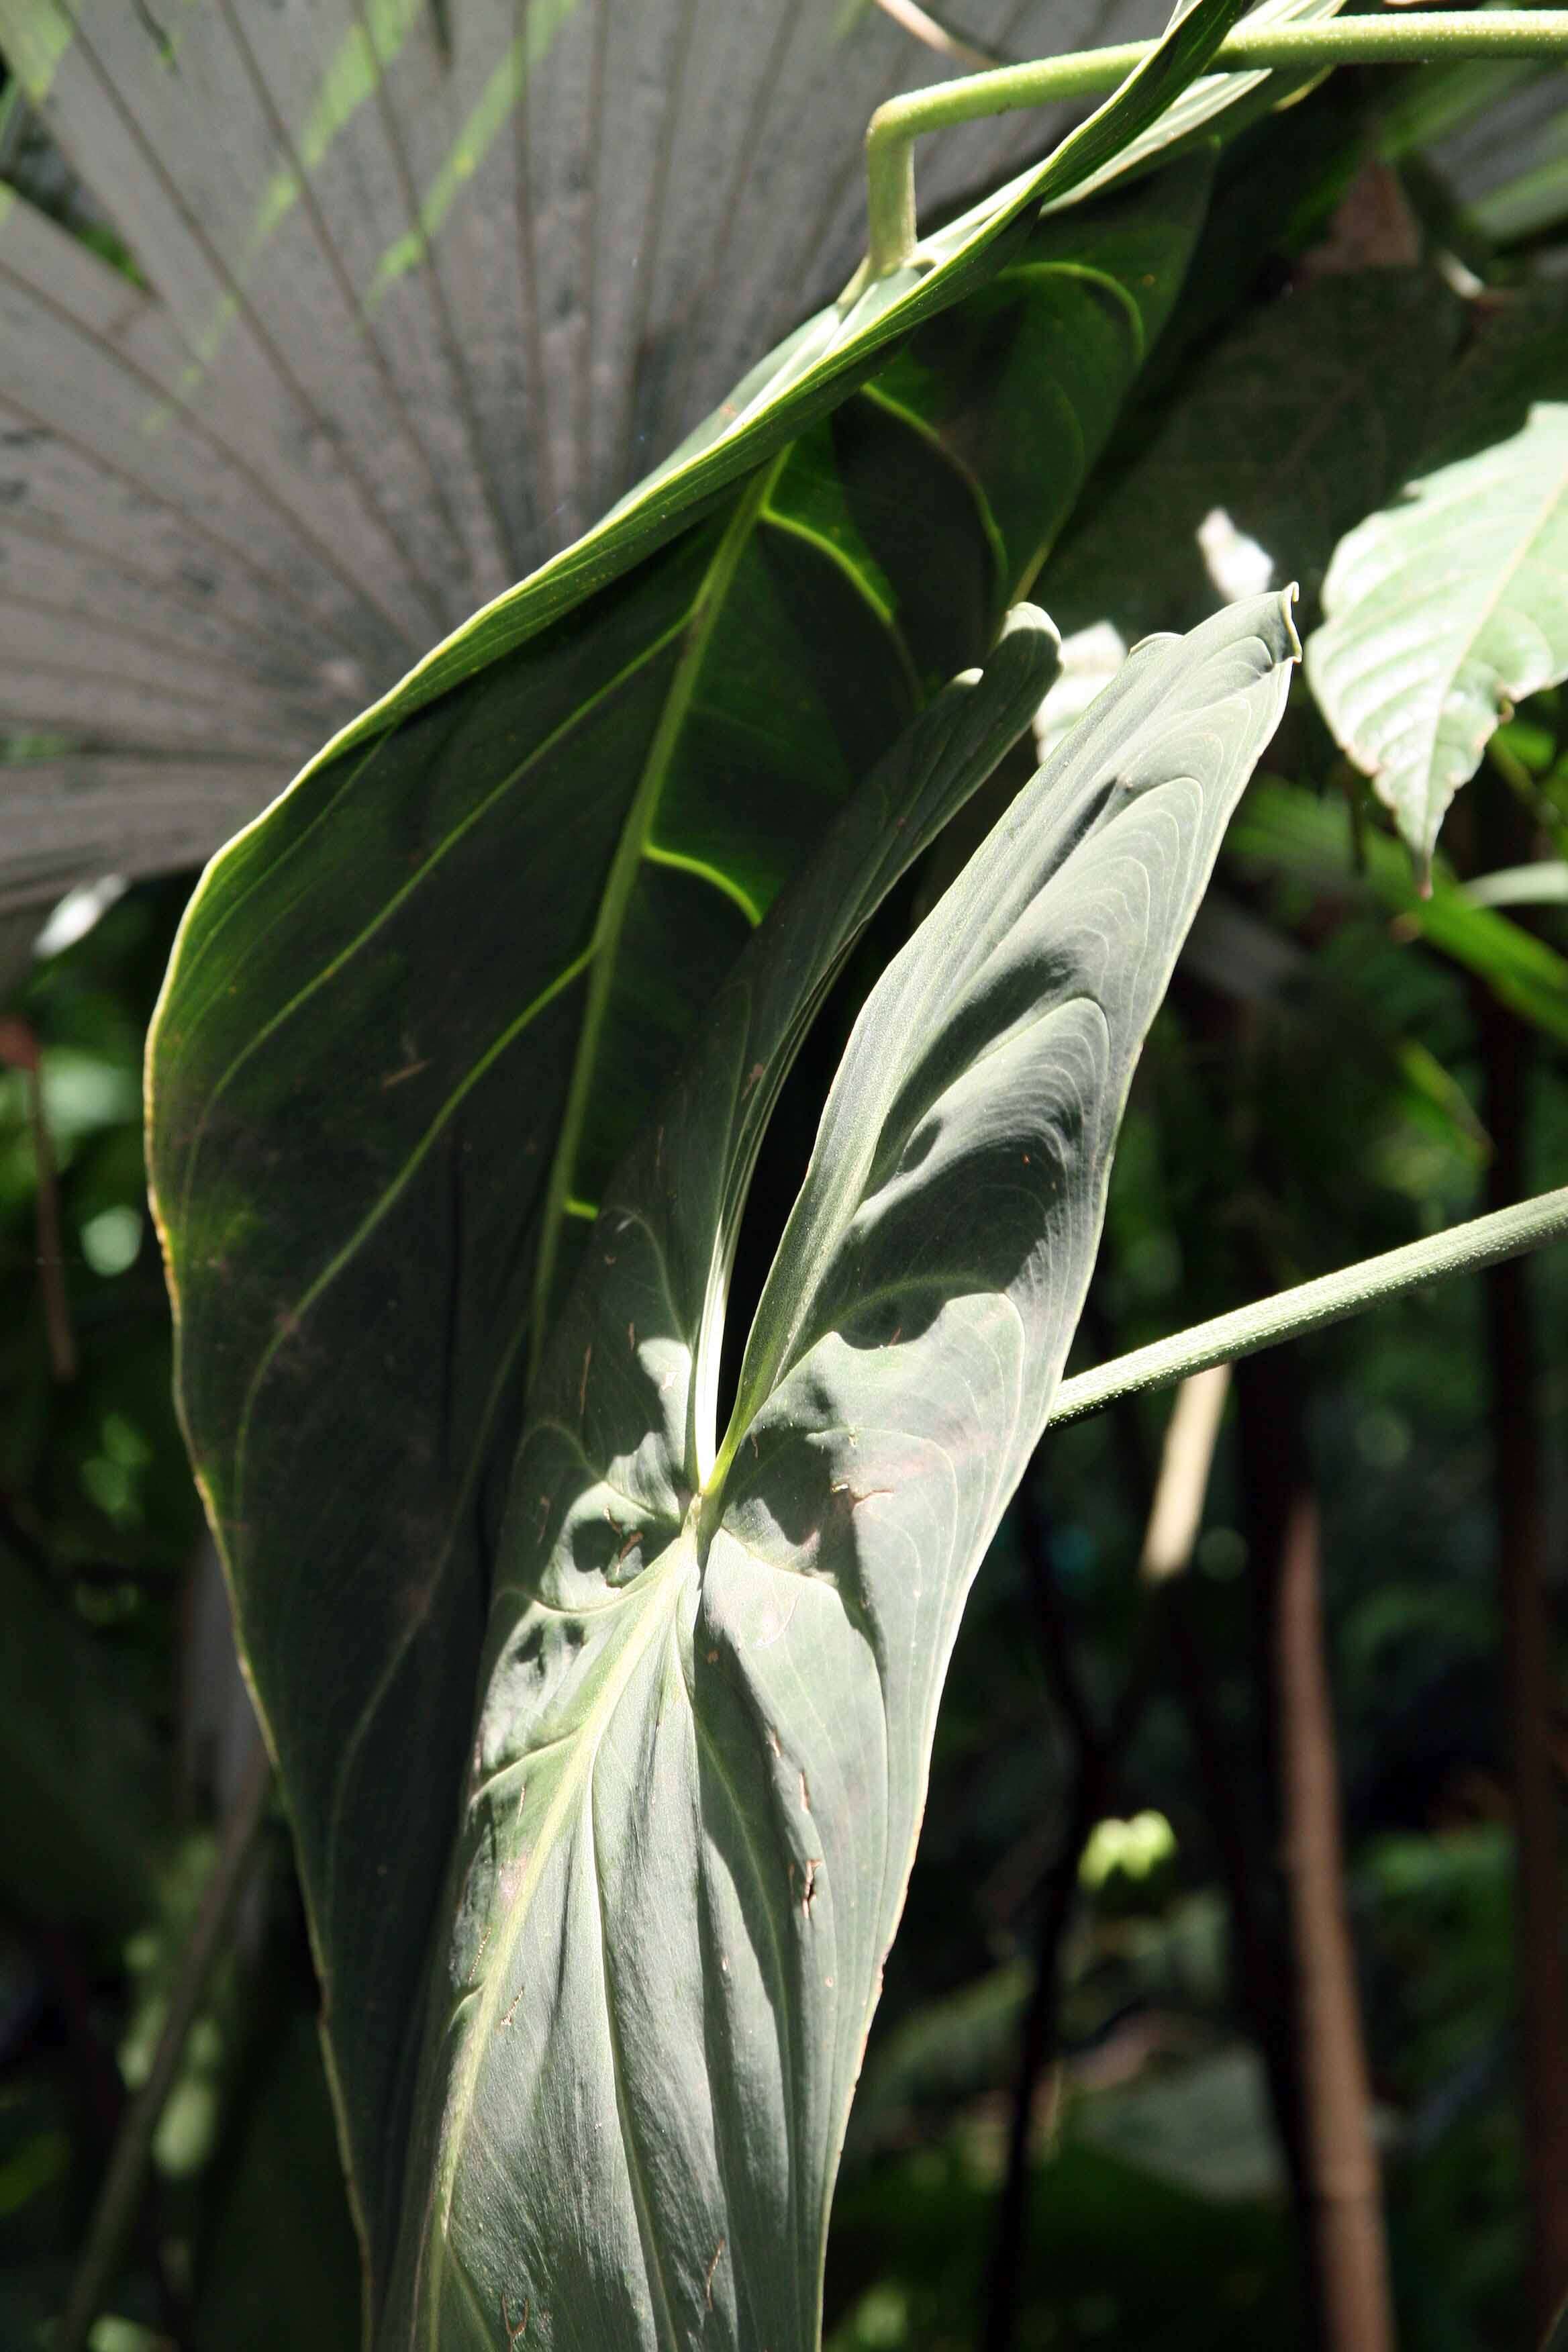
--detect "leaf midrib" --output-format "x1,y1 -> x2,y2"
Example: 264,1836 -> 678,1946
425,1538 -> 691,2344
525,452 -> 787,1390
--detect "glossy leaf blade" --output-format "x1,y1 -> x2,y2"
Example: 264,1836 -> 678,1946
1306,291 -> 1568,872
145,152 -> 1210,2283
387,591 -> 1298,2350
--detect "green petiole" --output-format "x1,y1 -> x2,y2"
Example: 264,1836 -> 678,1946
865,9 -> 1568,277
1047,1185 -> 1568,1427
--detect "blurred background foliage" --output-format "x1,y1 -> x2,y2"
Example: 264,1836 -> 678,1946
4,23 -> 1568,2352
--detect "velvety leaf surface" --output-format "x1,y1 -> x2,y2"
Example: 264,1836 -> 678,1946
1306,289 -> 1568,873
145,148 -> 1213,2282
0,0 -> 1287,930
1041,266 -> 1463,643
385,591 -> 1297,2351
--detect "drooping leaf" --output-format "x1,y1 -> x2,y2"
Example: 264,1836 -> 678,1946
0,0 -> 1292,932
1040,266 -> 1463,644
145,150 -> 1213,2281
1306,287 -> 1568,875
383,591 -> 1297,2350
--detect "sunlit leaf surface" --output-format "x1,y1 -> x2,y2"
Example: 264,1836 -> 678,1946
146,142 -> 1215,2280
384,591 -> 1297,2349
1306,289 -> 1568,874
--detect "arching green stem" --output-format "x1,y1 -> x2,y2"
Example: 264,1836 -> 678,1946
1047,1184 -> 1568,1427
866,10 -> 1568,277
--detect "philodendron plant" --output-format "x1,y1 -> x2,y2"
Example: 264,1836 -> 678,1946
131,0 -> 1568,2343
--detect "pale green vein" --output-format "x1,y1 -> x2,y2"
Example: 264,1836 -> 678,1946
641,842 -> 763,926
424,1547 -> 690,2348
758,504 -> 922,706
171,605 -> 689,1241
1014,383 -> 1088,602
464,1724 -> 588,1816
691,1022 -> 761,1483
320,1285 -> 545,1920
520,1416 -> 665,1518
856,379 -> 1010,605
446,2241 -> 493,2343
995,256 -> 1149,359
689,1708 -> 806,2341
527,457 -> 788,1385
759,503 -> 897,626
588,1781 -> 683,2351
154,725 -> 388,1034
231,946 -> 594,1520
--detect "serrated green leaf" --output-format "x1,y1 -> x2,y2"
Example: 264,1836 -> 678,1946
1306,289 -> 1568,875
145,150 -> 1214,2285
383,591 -> 1297,2350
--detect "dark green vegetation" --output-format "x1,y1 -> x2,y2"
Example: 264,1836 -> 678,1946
4,2 -> 1568,2347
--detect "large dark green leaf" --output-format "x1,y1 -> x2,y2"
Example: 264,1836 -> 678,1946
383,590 -> 1297,2349
145,146 -> 1214,2282
1305,287 -> 1568,874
